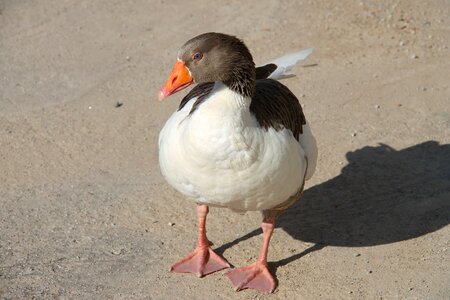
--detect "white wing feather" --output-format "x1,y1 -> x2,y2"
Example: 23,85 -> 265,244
266,48 -> 313,80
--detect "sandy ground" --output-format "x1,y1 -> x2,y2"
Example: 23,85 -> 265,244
1,0 -> 449,299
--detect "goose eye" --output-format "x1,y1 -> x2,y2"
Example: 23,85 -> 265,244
193,52 -> 203,61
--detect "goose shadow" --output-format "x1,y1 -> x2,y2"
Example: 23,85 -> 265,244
217,141 -> 450,270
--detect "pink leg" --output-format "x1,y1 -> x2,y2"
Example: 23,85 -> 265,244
226,217 -> 276,293
170,205 -> 230,277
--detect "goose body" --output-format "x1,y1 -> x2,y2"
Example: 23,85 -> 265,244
157,33 -> 317,293
159,81 -> 316,211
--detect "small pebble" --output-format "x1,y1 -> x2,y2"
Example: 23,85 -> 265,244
410,54 -> 418,59
354,253 -> 361,257
168,222 -> 175,226
409,287 -> 413,291
88,106 -> 92,110
399,40 -> 406,46
351,132 -> 357,137
374,104 -> 380,109
367,270 -> 373,274
111,249 -> 125,255
126,56 -> 131,61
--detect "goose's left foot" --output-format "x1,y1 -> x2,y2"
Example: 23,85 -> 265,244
226,216 -> 277,293
226,261 -> 275,293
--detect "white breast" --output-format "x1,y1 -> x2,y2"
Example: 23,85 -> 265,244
159,82 -> 315,211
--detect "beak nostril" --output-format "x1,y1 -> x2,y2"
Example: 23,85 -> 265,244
172,76 -> 178,85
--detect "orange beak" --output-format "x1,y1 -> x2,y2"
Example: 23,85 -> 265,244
158,60 -> 193,101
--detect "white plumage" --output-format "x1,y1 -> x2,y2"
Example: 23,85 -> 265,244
267,48 -> 314,80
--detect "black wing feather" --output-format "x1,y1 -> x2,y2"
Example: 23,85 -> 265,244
250,79 -> 306,140
178,82 -> 215,112
255,63 -> 277,79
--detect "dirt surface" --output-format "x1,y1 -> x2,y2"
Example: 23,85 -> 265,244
1,0 -> 449,299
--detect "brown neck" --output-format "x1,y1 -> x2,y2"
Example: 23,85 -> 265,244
223,63 -> 256,98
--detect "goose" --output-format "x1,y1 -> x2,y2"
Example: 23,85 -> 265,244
158,32 -> 317,293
